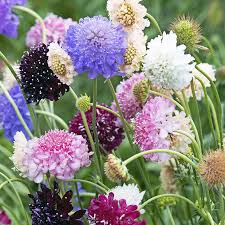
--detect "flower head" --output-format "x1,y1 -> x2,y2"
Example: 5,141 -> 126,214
134,96 -> 192,162
199,150 -> 225,186
29,182 -> 85,225
19,43 -> 69,103
47,42 -> 77,85
88,192 -> 146,225
26,13 -> 76,47
64,16 -> 127,79
107,0 -> 150,33
112,73 -> 147,122
76,95 -> 91,112
0,85 -> 33,142
69,105 -> 124,154
0,210 -> 11,225
144,31 -> 195,91
0,0 -> 27,38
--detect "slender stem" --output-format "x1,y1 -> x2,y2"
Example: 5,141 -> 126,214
219,186 -> 225,225
167,207 -> 176,225
123,149 -> 198,169
94,104 -> 121,119
78,192 -> 96,198
74,181 -> 83,209
146,13 -> 162,35
0,81 -> 33,138
0,203 -> 20,225
181,90 -> 191,115
35,110 -> 68,130
13,5 -> 47,44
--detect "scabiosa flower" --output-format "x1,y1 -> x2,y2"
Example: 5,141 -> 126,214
64,16 -> 127,79
112,73 -> 147,122
107,0 -> 150,33
134,96 -> 192,162
184,63 -> 216,101
0,0 -> 27,38
144,31 -> 195,91
19,43 -> 69,103
47,42 -> 77,85
26,13 -> 76,47
0,210 -> 11,225
0,85 -> 33,142
69,105 -> 124,154
29,182 -> 85,225
88,192 -> 146,225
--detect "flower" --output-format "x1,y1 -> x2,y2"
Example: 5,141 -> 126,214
0,210 -> 11,225
76,95 -> 91,112
47,42 -> 77,85
69,105 -> 124,154
12,130 -> 91,183
0,0 -> 27,38
88,192 -> 146,225
143,31 -> 195,91
107,0 -> 150,33
121,30 -> 147,75
184,63 -> 216,101
0,85 -> 33,142
104,154 -> 130,183
109,183 -> 145,206
29,182 -> 85,225
134,96 -> 192,162
26,13 -> 76,47
19,43 -> 69,103
111,73 -> 147,122
199,150 -> 225,186
64,16 -> 127,79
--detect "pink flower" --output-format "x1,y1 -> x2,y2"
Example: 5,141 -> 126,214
26,13 -> 76,47
0,211 -> 11,225
88,192 -> 146,225
112,73 -> 146,123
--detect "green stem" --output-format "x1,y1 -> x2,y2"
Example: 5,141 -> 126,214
219,186 -> 225,225
167,207 -> 176,225
13,5 -> 47,44
0,81 -> 33,138
146,13 -> 162,35
0,203 -> 21,225
124,149 -> 198,169
74,181 -> 83,209
35,110 -> 68,130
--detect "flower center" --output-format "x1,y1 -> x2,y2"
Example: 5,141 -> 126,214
117,3 -> 136,27
124,44 -> 137,65
51,55 -> 66,76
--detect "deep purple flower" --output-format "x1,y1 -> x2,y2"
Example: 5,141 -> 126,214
64,16 -> 127,79
88,192 -> 146,225
19,43 -> 69,103
69,104 -> 124,154
29,182 -> 85,225
0,0 -> 27,38
0,85 -> 33,142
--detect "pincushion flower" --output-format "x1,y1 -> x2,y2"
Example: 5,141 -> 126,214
26,13 -> 76,47
47,42 -> 77,85
64,16 -> 127,79
107,0 -> 150,34
19,43 -> 69,103
112,73 -> 147,122
184,63 -> 216,101
134,96 -> 192,162
69,104 -> 124,154
0,0 -> 27,38
29,182 -> 85,225
0,210 -> 11,225
88,192 -> 146,225
0,85 -> 33,142
144,31 -> 195,91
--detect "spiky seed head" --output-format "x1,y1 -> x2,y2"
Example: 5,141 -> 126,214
133,79 -> 149,104
76,95 -> 91,112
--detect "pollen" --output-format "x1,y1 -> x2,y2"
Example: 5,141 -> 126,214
124,44 -> 137,65
117,3 -> 136,27
51,55 -> 67,76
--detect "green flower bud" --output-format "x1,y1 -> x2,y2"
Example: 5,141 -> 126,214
76,95 -> 91,112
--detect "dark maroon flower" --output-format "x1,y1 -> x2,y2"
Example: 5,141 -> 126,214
19,43 -> 69,103
69,104 -> 124,154
29,182 -> 85,225
88,192 -> 146,225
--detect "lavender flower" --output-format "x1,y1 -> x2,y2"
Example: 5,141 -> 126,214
64,16 -> 127,79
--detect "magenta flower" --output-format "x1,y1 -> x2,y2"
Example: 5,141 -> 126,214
26,13 -> 76,47
88,192 -> 146,225
0,210 -> 11,225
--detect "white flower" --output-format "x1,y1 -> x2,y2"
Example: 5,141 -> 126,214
184,63 -> 216,101
109,183 -> 145,206
107,0 -> 150,33
47,42 -> 77,85
144,31 -> 195,90
121,30 -> 147,75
